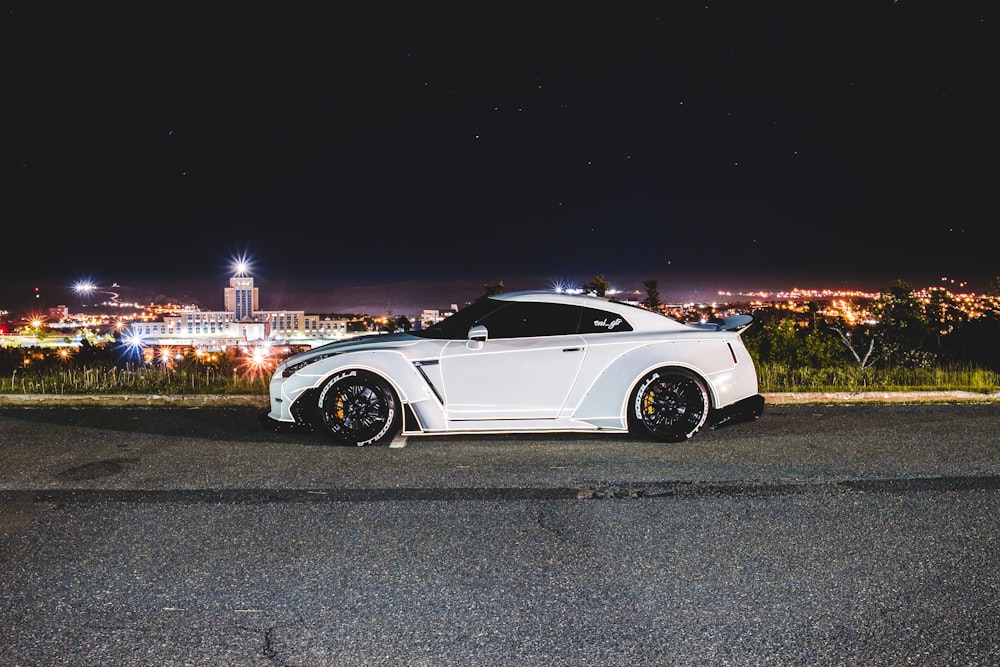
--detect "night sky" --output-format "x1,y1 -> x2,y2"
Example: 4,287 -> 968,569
3,3 -> 997,315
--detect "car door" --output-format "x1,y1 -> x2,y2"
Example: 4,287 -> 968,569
438,302 -> 586,421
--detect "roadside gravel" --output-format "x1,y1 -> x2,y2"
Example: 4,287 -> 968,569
0,393 -> 270,407
1,390 -> 998,407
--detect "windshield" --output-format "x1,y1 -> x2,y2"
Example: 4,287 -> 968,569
412,298 -> 510,340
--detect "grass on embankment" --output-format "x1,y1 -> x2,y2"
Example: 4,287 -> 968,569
755,362 -> 1000,394
2,362 -> 998,397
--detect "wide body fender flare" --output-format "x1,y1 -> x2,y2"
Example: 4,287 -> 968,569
570,338 -> 754,426
281,350 -> 438,413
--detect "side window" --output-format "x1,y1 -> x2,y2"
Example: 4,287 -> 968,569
479,302 -> 582,338
577,307 -> 633,334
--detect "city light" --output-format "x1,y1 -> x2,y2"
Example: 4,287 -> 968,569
3,267 -> 998,360
121,332 -> 147,359
73,279 -> 121,305
241,345 -> 274,378
550,281 -> 584,295
157,347 -> 177,368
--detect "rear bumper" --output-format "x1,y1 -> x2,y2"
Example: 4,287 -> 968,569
709,394 -> 765,430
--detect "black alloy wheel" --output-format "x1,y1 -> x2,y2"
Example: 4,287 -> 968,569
628,369 -> 710,442
316,370 -> 401,446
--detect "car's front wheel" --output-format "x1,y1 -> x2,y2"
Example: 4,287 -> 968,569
628,369 -> 710,442
315,370 -> 401,446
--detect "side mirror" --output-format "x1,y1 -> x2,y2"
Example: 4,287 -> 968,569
467,324 -> 488,349
468,324 -> 488,343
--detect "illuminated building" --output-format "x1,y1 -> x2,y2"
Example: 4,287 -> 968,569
126,274 -> 353,350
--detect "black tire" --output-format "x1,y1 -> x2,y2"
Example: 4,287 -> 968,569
315,370 -> 401,446
628,369 -> 710,442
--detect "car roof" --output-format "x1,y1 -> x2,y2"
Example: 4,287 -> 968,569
490,290 -> 691,330
491,289 -> 598,304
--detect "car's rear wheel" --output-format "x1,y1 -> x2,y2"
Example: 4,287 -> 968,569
315,370 -> 401,446
628,369 -> 710,442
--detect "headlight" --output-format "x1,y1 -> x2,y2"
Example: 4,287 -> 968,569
281,351 -> 339,377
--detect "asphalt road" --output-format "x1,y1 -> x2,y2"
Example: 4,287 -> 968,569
1,404 -> 998,666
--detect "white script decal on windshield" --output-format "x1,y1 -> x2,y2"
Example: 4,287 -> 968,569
593,317 -> 623,330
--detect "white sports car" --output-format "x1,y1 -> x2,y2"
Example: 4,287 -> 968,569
261,290 -> 764,445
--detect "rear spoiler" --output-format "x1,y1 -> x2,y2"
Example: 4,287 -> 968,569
689,314 -> 755,334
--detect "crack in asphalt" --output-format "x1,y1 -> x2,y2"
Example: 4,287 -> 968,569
2,476 -> 999,505
53,458 -> 139,481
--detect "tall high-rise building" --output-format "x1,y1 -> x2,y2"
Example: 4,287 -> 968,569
224,276 -> 259,319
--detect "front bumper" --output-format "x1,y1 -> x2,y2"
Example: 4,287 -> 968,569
259,411 -> 311,432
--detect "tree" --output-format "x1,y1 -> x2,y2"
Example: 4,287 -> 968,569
805,301 -> 820,326
641,279 -> 662,310
799,325 -> 846,368
989,275 -> 1000,296
944,312 -> 1000,371
828,322 -> 879,370
380,308 -> 395,333
745,313 -> 856,369
871,280 -> 933,368
581,274 -> 610,297
923,287 -> 966,351
480,281 -> 505,300
749,318 -> 798,365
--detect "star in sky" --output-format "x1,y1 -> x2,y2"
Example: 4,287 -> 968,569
1,3 -> 996,315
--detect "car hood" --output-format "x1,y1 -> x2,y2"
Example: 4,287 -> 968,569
278,332 -> 423,367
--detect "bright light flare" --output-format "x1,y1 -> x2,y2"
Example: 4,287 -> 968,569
23,309 -> 47,331
550,280 -> 584,295
157,347 -> 174,368
231,251 -> 253,277
241,346 -> 275,378
73,279 -> 120,304
121,332 -> 147,359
